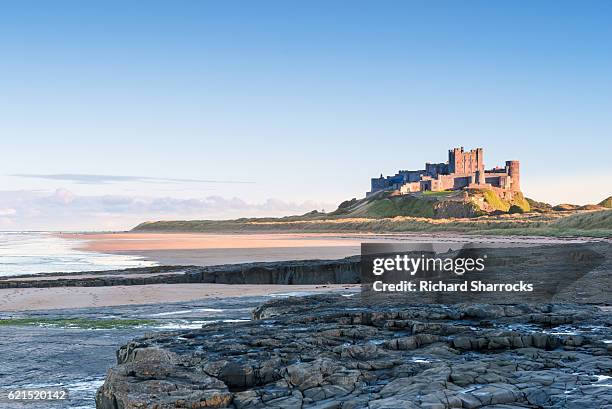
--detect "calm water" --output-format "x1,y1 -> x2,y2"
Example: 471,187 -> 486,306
0,232 -> 157,277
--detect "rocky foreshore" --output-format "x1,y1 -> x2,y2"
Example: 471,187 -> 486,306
0,257 -> 360,289
96,294 -> 612,408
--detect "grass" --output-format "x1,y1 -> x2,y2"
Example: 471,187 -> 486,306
481,189 -> 510,211
366,196 -> 435,218
550,209 -> 612,230
511,192 -> 531,212
478,189 -> 530,212
421,190 -> 453,197
0,318 -> 157,329
133,193 -> 611,238
599,196 -> 612,209
137,209 -> 612,237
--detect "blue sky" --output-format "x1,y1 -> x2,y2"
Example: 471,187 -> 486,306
1,1 -> 611,230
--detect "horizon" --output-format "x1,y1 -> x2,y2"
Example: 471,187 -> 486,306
1,1 -> 611,230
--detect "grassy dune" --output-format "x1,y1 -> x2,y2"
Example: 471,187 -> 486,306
599,196 -> 612,208
134,209 -> 612,237
134,191 -> 611,237
365,195 -> 435,218
550,209 -> 612,230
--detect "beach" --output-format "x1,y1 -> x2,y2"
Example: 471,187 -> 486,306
59,231 -> 590,267
0,232 -> 359,311
0,283 -> 358,311
1,232 -> 599,313
60,232 -> 364,266
61,232 -> 365,252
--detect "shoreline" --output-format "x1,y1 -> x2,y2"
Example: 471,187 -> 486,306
56,231 -> 601,268
59,232 -> 364,252
0,283 -> 359,311
61,231 -> 365,267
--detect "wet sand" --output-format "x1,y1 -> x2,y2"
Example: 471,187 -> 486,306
0,283 -> 359,311
61,232 -> 363,252
59,232 -> 588,267
111,246 -> 361,266
61,232 -> 363,265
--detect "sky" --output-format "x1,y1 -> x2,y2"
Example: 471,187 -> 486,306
1,1 -> 611,230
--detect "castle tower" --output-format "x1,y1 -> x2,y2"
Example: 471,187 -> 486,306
505,160 -> 520,191
448,147 -> 463,174
448,147 -> 484,175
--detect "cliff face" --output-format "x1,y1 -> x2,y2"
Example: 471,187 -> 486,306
431,199 -> 483,218
193,257 -> 360,285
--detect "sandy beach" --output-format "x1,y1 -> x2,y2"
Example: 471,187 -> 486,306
58,231 -> 590,267
0,283 -> 359,311
3,232 -> 595,312
60,232 -> 363,265
61,232 -> 364,252
0,233 -> 365,311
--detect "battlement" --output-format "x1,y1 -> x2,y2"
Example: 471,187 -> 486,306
367,147 -> 521,196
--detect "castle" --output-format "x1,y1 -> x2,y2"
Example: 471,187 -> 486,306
368,147 -> 520,197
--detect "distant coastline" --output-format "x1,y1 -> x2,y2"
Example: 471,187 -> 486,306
132,208 -> 612,238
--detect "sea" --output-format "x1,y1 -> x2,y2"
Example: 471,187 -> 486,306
0,231 -> 353,408
0,232 -> 157,277
0,297 -> 272,409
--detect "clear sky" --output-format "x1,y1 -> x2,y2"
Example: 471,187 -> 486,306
1,1 -> 611,230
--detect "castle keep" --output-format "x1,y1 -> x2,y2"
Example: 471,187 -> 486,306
368,147 -> 520,197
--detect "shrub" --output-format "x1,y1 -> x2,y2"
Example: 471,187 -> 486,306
508,205 -> 525,214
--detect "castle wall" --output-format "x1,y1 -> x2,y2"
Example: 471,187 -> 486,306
427,174 -> 472,191
370,177 -> 388,192
485,175 -> 510,189
425,162 -> 448,178
453,176 -> 472,189
399,181 -> 421,194
485,176 -> 501,187
398,170 -> 425,183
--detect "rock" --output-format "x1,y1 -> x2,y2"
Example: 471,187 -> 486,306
96,294 -> 612,408
0,256 -> 361,289
452,336 -> 472,350
470,383 -> 520,405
